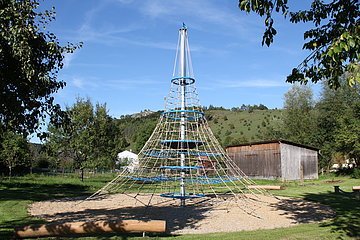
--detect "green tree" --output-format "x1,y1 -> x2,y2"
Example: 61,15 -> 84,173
0,0 -> 81,136
68,98 -> 94,180
132,121 -> 156,152
45,124 -> 72,172
282,84 -> 317,145
89,103 -> 121,170
258,104 -> 268,110
261,85 -> 317,144
46,98 -> 125,179
315,81 -> 360,169
222,135 -> 234,147
46,98 -> 94,180
238,0 -> 360,88
0,131 -> 30,179
334,105 -> 360,168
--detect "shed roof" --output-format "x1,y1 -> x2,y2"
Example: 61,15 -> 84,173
226,139 -> 319,151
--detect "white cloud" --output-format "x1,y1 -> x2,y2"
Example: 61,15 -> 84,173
59,0 -> 245,54
71,77 -> 85,89
70,77 -> 99,89
140,0 -> 260,35
63,52 -> 76,68
143,1 -> 171,17
67,75 -> 163,91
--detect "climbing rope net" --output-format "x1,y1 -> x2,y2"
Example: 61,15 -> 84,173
87,25 -> 270,215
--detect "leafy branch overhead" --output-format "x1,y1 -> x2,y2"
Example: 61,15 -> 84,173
0,0 -> 82,136
239,0 -> 360,88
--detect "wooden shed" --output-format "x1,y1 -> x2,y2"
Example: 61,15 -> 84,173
226,140 -> 318,180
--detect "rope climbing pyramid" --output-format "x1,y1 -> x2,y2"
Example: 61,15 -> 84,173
88,24 -> 268,213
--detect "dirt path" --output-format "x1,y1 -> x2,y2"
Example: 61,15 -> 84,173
29,193 -> 334,234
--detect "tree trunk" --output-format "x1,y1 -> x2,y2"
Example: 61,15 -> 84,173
8,166 -> 12,180
14,219 -> 166,238
81,168 -> 84,182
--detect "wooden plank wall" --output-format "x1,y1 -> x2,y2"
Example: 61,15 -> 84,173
280,143 -> 318,180
227,142 -> 318,180
280,143 -> 301,180
227,143 -> 281,179
301,149 -> 318,179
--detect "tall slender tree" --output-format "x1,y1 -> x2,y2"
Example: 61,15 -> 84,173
68,98 -> 94,180
88,103 -> 119,170
281,84 -> 317,145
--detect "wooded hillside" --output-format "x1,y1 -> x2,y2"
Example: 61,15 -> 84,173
116,108 -> 282,152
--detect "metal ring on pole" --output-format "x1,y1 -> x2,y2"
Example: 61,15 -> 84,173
159,166 -> 201,170
171,77 -> 195,85
160,192 -> 206,199
160,139 -> 205,149
143,150 -> 222,158
162,109 -> 204,121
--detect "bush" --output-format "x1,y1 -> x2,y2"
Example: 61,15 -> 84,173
335,167 -> 354,176
35,158 -> 50,168
352,168 -> 360,179
335,167 -> 360,179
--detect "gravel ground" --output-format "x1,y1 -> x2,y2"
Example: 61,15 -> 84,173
29,193 -> 334,234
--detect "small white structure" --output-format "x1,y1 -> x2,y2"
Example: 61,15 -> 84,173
116,150 -> 139,173
331,159 -> 356,172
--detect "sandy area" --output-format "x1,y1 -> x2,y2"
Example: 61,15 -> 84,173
29,193 -> 334,234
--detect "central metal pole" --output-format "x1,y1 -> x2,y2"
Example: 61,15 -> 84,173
179,26 -> 187,206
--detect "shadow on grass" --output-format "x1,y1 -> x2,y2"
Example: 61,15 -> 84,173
305,191 -> 360,239
270,198 -> 335,224
273,190 -> 359,239
0,180 -> 90,239
0,181 -> 90,202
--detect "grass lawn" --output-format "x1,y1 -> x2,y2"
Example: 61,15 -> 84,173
0,173 -> 359,239
0,173 -> 116,239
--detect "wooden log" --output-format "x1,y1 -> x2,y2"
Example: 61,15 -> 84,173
353,186 -> 360,191
248,185 -> 284,190
14,219 -> 166,239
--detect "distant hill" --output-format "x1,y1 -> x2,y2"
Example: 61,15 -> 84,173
116,111 -> 161,152
116,109 -> 283,153
205,109 -> 282,146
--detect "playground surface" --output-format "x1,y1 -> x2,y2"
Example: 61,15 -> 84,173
29,193 -> 334,234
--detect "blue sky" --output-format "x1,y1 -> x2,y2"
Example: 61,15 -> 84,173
41,0 -> 318,117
